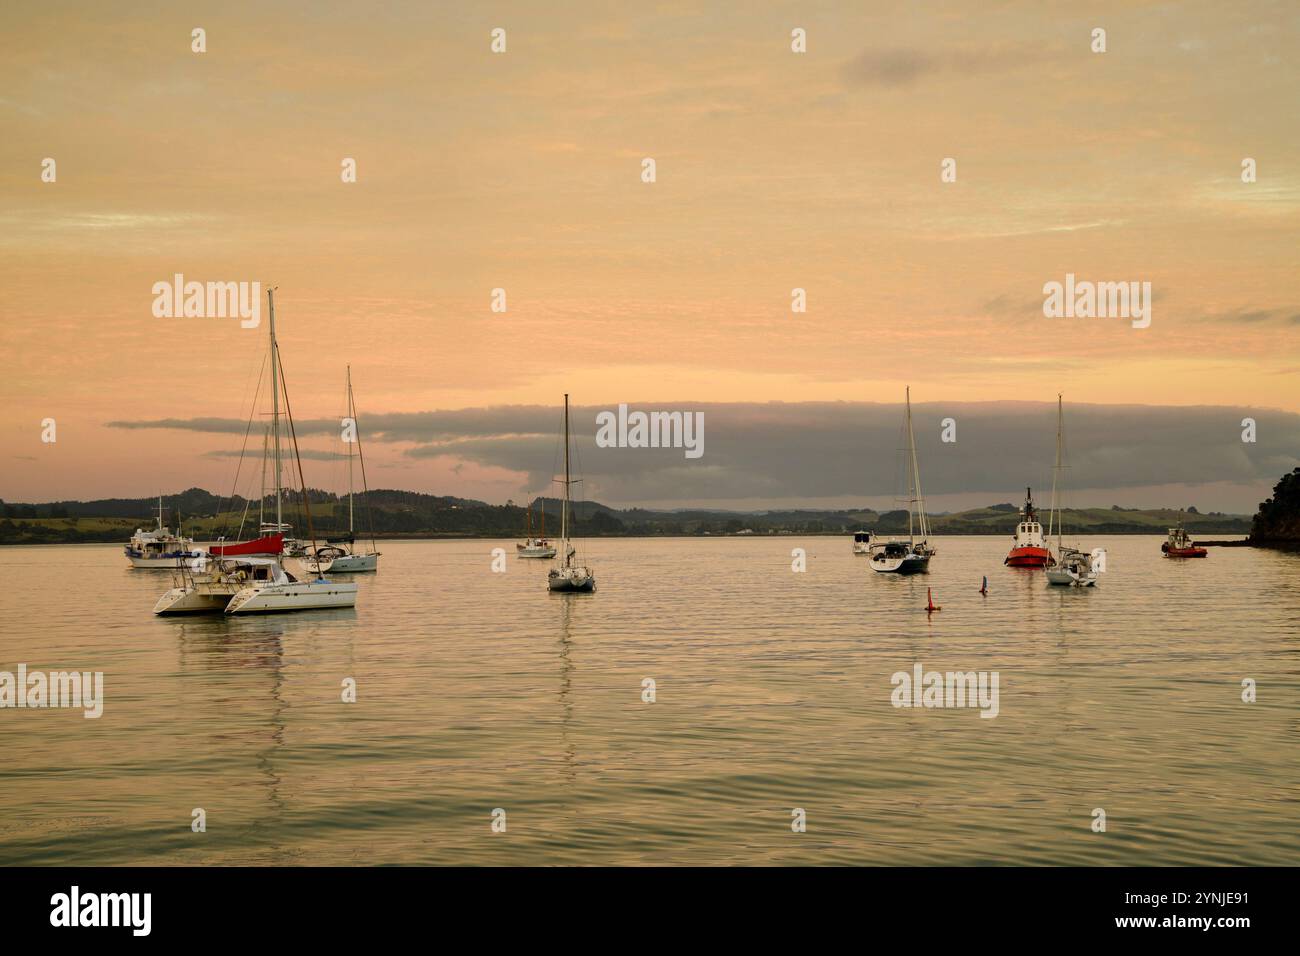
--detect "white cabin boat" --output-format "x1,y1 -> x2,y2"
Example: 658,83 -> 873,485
517,504 -> 557,558
851,530 -> 876,554
125,496 -> 202,569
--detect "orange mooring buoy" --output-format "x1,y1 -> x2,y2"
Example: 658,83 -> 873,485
926,587 -> 941,611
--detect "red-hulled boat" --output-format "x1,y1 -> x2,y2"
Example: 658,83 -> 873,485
206,532 -> 284,557
1161,524 -> 1207,558
1005,487 -> 1052,567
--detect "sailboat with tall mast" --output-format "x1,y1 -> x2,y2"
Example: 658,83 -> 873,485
308,366 -> 381,573
155,290 -> 358,614
1044,395 -> 1104,587
547,394 -> 596,592
870,387 -> 936,574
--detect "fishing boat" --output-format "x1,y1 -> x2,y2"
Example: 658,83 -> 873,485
124,495 -> 203,568
1162,522 -> 1207,558
517,504 -> 557,559
306,366 -> 381,573
1044,395 -> 1105,587
1004,487 -> 1051,567
870,388 -> 936,574
851,530 -> 876,554
155,289 -> 357,615
547,394 -> 596,593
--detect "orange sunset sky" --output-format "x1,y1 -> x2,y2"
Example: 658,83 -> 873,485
1,1 -> 1297,509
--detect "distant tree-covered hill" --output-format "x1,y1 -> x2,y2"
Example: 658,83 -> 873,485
0,488 -> 1252,544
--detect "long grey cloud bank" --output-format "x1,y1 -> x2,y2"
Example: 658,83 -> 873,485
108,402 -> 1300,511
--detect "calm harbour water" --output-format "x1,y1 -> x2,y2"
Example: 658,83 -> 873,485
1,536 -> 1296,866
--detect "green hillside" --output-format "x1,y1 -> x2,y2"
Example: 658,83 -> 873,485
0,488 -> 1251,544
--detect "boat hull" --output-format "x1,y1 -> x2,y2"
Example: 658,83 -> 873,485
225,580 -> 359,614
1046,567 -> 1097,587
517,547 -> 557,559
548,567 -> 596,592
153,586 -> 237,615
1162,545 -> 1207,558
127,552 -> 204,569
326,553 -> 380,572
870,554 -> 931,574
1005,546 -> 1052,568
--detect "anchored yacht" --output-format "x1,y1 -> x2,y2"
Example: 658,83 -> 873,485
870,388 -> 936,575
547,394 -> 596,593
124,496 -> 202,569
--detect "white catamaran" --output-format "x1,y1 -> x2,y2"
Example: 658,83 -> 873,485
870,387 -> 936,574
1044,394 -> 1105,588
155,289 -> 359,615
547,394 -> 596,593
306,365 -> 381,573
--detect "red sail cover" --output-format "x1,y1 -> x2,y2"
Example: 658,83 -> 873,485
206,533 -> 284,556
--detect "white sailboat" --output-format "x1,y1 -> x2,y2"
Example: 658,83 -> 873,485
1044,395 -> 1105,588
547,394 -> 596,593
516,504 -> 557,559
124,495 -> 202,568
155,289 -> 358,615
306,366 -> 381,573
870,387 -> 936,574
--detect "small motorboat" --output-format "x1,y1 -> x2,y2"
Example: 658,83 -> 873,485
851,530 -> 876,555
1162,523 -> 1207,558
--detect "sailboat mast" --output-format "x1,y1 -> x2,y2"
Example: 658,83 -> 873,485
157,493 -> 163,532
905,387 -> 928,545
1049,394 -> 1063,550
259,425 -> 269,525
268,288 -> 282,530
561,394 -> 570,565
347,365 -> 355,536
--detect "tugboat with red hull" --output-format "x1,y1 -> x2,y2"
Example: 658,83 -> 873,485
1005,487 -> 1052,568
1162,522 -> 1208,558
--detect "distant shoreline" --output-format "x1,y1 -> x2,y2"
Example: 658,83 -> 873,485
0,531 -> 1263,547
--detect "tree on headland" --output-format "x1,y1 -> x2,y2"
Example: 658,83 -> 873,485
1250,467 -> 1300,544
